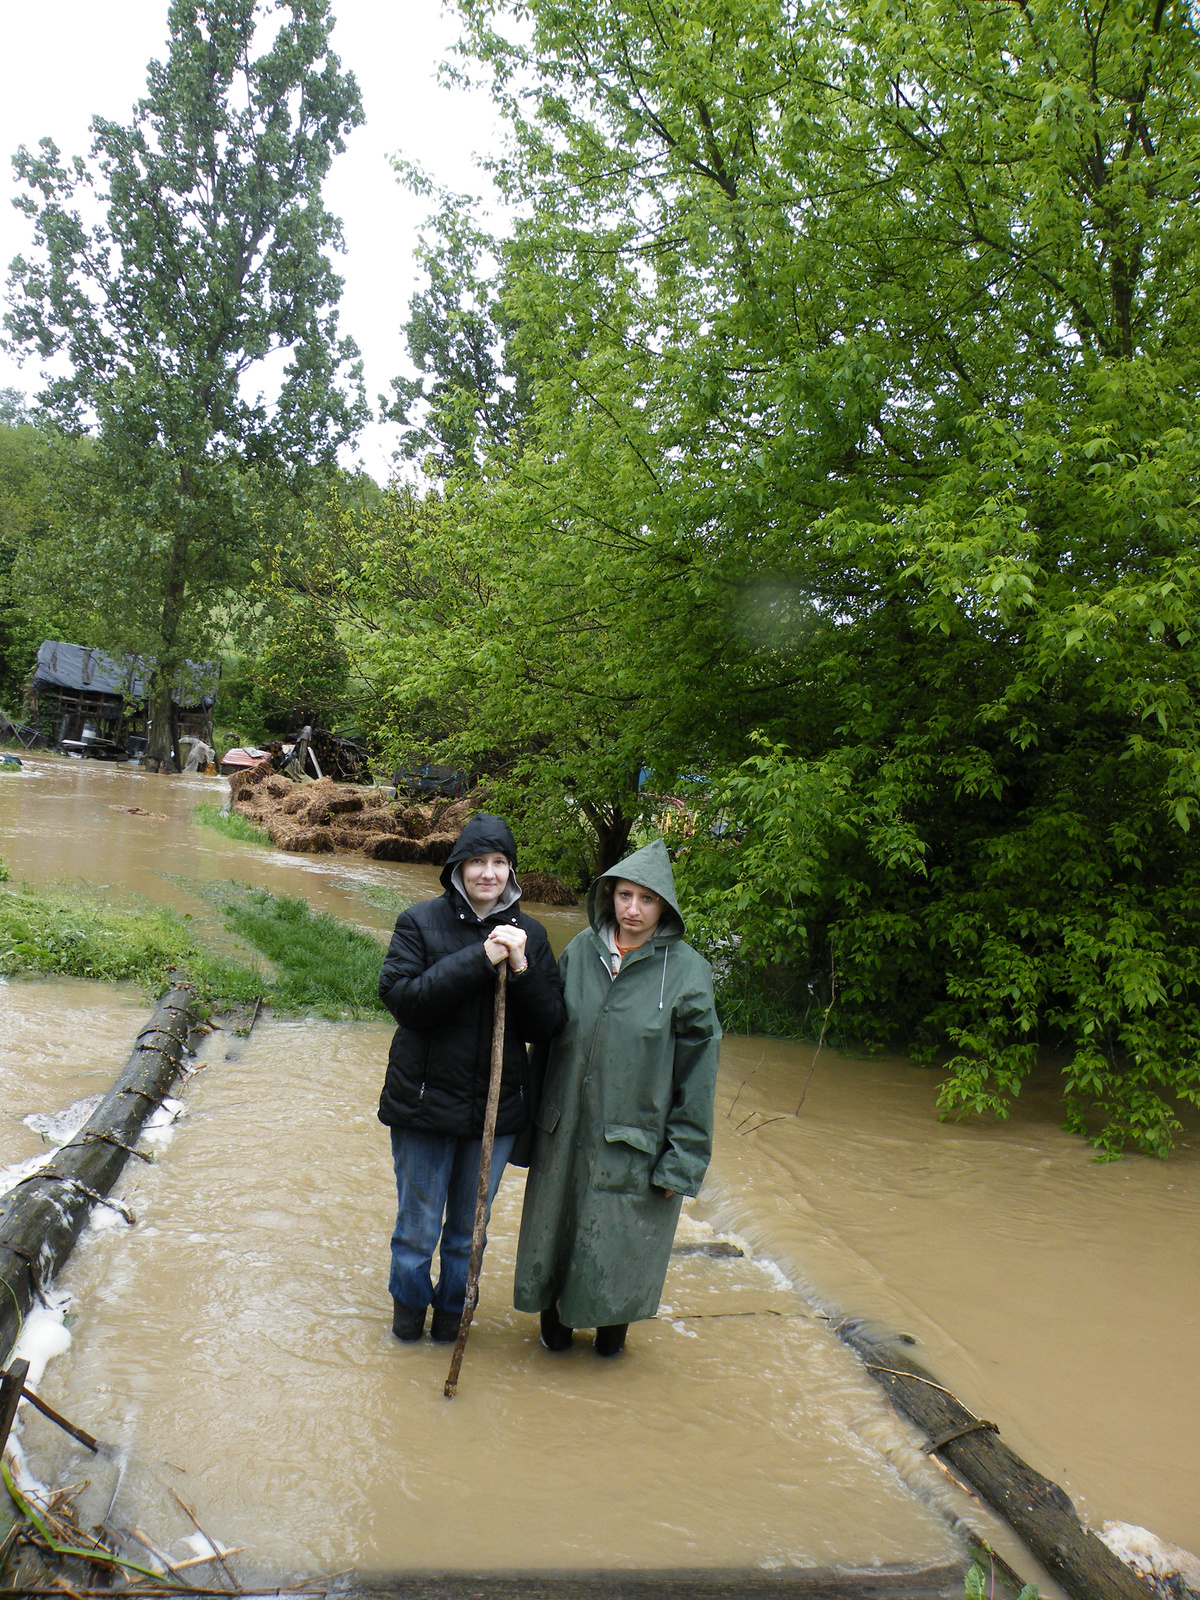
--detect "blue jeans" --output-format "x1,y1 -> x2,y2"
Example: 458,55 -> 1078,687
388,1127 -> 515,1314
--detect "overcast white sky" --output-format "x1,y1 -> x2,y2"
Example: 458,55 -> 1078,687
0,0 -> 508,481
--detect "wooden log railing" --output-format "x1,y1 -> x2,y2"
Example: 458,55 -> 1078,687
0,984 -> 197,1366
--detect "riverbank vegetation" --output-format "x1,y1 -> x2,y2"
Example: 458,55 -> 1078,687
220,884 -> 387,1018
2,0 -> 365,766
0,880 -> 385,1020
193,801 -> 271,848
0,882 -> 261,1002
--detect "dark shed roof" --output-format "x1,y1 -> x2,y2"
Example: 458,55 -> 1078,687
33,642 -> 220,706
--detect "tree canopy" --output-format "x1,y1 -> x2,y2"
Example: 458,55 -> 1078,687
4,0 -> 364,763
353,0 -> 1200,1154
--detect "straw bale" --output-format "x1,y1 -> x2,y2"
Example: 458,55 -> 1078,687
294,776 -> 341,821
263,776 -> 291,800
401,805 -> 433,839
269,822 -> 334,853
272,776 -> 367,827
322,791 -> 366,818
285,827 -> 335,854
227,759 -> 273,801
364,834 -> 426,863
420,830 -> 459,866
518,871 -> 579,906
335,807 -> 403,835
437,796 -> 477,832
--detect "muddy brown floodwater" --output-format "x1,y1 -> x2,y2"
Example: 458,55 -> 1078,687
3,756 -> 1198,1585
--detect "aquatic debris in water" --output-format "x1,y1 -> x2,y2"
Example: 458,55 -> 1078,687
965,1559 -> 1037,1600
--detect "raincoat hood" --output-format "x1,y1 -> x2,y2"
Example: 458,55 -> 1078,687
440,813 -> 519,889
587,838 -> 684,940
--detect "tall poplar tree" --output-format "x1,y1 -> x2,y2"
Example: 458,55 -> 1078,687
5,0 -> 364,765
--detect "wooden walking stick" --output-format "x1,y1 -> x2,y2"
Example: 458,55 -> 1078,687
444,961 -> 508,1398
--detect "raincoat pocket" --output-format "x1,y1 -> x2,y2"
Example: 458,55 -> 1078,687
535,1101 -> 561,1134
593,1123 -> 659,1194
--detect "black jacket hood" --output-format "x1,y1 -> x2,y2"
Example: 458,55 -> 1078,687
440,813 -> 519,889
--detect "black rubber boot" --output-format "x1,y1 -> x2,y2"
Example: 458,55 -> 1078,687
594,1323 -> 628,1357
430,1308 -> 462,1344
392,1300 -> 427,1342
540,1306 -> 574,1351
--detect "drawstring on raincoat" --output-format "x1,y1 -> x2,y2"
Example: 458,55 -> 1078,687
659,946 -> 669,1010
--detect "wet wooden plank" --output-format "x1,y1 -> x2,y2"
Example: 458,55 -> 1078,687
0,1359 -> 28,1458
351,1566 -> 966,1600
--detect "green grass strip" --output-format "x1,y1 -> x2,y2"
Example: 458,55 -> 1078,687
0,883 -> 263,1006
0,879 -> 387,1021
220,885 -> 386,1019
193,800 -> 271,846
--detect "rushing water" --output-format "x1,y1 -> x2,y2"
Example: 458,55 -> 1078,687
3,756 -> 1197,1582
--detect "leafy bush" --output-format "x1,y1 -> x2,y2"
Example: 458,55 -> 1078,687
677,708 -> 1200,1159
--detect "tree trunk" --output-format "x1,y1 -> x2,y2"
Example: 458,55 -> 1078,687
143,669 -> 177,769
0,986 -> 196,1365
593,806 -> 634,874
142,516 -> 190,771
836,1320 -> 1153,1600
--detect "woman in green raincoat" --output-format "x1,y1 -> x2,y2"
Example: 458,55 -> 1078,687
513,838 -> 721,1356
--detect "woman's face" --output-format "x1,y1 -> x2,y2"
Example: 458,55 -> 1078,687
461,852 -> 510,910
612,879 -> 663,941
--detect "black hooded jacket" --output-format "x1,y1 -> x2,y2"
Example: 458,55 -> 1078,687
377,814 -> 567,1138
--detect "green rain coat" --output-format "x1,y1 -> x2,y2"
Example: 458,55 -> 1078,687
513,839 -> 721,1329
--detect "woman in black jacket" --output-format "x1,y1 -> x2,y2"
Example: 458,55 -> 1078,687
378,813 -> 566,1343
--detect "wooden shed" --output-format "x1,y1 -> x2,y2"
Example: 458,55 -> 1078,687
26,641 -> 219,759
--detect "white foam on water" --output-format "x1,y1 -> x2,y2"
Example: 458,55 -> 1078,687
756,1256 -> 795,1292
0,1149 -> 54,1200
81,1202 -> 127,1236
8,1301 -> 88,1508
10,1296 -> 72,1392
140,1096 -> 185,1149
22,1094 -> 104,1146
2,1092 -> 113,1197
